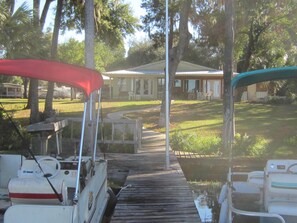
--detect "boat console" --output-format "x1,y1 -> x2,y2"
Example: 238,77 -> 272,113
264,160 -> 297,220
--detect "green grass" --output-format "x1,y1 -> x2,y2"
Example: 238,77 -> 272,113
0,98 -> 161,125
2,98 -> 297,157
127,100 -> 297,157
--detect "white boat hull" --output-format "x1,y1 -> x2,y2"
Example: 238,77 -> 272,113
0,155 -> 109,223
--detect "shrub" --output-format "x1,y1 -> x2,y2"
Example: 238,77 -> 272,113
170,129 -> 221,155
284,135 -> 297,146
266,96 -> 293,104
232,133 -> 268,156
0,108 -> 30,151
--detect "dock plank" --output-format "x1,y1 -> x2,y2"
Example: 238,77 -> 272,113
108,129 -> 201,223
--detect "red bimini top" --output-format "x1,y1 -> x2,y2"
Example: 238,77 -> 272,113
0,59 -> 103,97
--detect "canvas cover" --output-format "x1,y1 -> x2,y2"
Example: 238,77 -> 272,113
232,66 -> 297,88
0,59 -> 103,97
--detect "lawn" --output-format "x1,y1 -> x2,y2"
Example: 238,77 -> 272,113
0,98 -> 161,125
1,98 -> 297,157
126,100 -> 297,157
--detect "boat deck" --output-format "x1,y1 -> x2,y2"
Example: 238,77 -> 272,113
107,129 -> 201,223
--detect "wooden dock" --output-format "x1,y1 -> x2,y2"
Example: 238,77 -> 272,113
107,129 -> 201,223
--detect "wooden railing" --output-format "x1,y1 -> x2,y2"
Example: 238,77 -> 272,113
66,117 -> 142,153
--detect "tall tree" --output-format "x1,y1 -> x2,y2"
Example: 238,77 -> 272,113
43,0 -> 138,117
141,0 -> 181,49
126,39 -> 165,67
0,1 -> 51,99
60,0 -> 138,48
158,0 -> 192,127
58,38 -> 125,71
84,0 -> 96,155
222,0 -> 234,155
28,0 -> 42,124
140,0 -> 192,126
193,0 -> 297,73
44,0 -> 63,118
25,0 -> 54,123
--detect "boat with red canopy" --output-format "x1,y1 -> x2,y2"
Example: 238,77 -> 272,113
0,59 -> 109,223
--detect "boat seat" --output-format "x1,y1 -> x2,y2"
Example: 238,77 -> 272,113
264,173 -> 297,212
8,178 -> 68,205
247,171 -> 264,188
268,201 -> 297,216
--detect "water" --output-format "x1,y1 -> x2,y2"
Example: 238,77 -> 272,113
189,181 -> 222,223
194,192 -> 213,223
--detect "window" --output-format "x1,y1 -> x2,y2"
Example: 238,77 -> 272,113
117,78 -> 127,91
158,78 -> 164,92
175,80 -> 181,87
135,79 -> 141,94
185,80 -> 200,92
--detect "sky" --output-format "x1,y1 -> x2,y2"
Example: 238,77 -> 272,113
15,0 -> 147,53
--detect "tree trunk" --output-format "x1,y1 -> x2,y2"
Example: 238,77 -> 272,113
29,79 -> 40,124
84,0 -> 96,155
44,0 -> 63,118
26,0 -> 54,120
40,0 -> 54,29
27,0 -> 41,122
23,78 -> 28,98
159,0 -> 192,127
222,0 -> 234,155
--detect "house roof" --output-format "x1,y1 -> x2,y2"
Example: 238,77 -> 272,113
104,60 -> 224,78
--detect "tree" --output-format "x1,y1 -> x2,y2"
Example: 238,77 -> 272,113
0,1 -> 51,100
60,0 -> 139,48
43,0 -> 138,117
44,0 -> 63,118
58,39 -> 85,65
84,0 -> 96,155
140,0 -> 192,126
141,0 -> 181,49
222,0 -> 234,155
126,39 -> 165,67
193,0 -> 297,154
159,0 -> 192,127
193,0 -> 297,73
23,0 -> 54,123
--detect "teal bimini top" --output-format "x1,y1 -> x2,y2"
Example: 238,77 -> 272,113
232,67 -> 297,89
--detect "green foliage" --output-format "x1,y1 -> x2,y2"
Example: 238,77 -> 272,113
266,96 -> 294,105
126,40 -> 165,67
284,135 -> 297,147
232,133 -> 269,157
60,0 -> 139,48
103,143 -> 134,154
0,2 -> 50,60
141,0 -> 182,48
191,0 -> 297,72
0,108 -> 29,151
58,39 -> 84,66
58,38 -> 125,71
170,128 -> 221,155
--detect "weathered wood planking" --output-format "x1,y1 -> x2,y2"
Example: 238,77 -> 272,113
108,129 -> 201,223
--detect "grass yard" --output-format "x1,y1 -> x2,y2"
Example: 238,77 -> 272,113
0,98 -> 160,126
1,98 -> 297,157
126,100 -> 297,158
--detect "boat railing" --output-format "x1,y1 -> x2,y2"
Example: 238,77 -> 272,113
226,171 -> 285,223
227,185 -> 286,223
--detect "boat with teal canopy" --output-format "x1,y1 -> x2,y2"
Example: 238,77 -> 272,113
219,66 -> 297,223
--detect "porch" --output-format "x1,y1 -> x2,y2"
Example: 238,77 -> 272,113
104,60 -> 225,101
